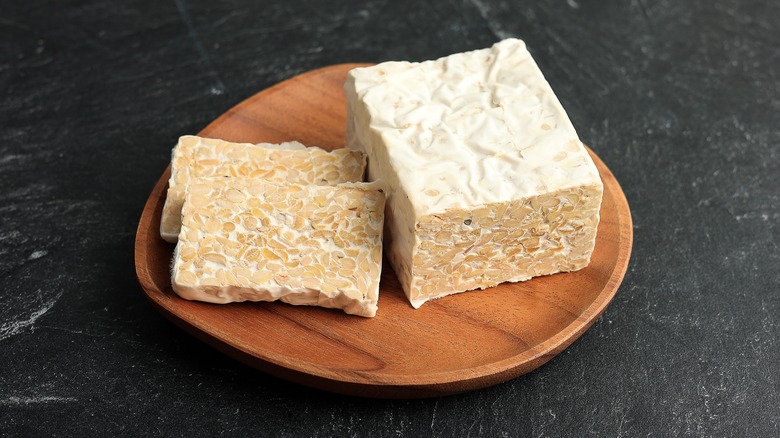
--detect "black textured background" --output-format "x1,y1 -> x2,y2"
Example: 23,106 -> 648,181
1,0 -> 778,436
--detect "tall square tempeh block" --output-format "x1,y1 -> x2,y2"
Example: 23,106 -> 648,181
171,178 -> 385,317
344,38 -> 604,308
160,135 -> 366,242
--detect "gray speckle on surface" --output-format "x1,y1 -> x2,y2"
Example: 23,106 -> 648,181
1,0 -> 778,436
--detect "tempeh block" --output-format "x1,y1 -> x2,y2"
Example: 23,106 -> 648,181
160,135 -> 366,242
171,177 -> 385,317
344,38 -> 604,308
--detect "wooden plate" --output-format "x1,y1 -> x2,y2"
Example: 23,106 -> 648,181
135,64 -> 633,398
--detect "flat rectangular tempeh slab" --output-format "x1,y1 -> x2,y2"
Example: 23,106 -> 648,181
160,135 -> 366,242
171,177 -> 385,317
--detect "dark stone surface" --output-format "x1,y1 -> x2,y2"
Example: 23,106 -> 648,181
1,0 -> 778,435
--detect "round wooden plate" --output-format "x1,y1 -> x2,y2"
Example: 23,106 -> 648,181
135,64 -> 633,398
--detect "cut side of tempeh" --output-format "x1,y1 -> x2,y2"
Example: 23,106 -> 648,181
160,135 -> 366,242
171,177 -> 385,317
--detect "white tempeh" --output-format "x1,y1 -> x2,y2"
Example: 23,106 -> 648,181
160,135 -> 366,242
344,38 -> 603,308
171,177 -> 385,317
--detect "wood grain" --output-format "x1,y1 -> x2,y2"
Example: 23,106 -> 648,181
134,64 -> 633,398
